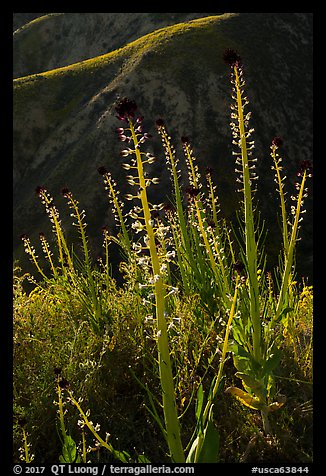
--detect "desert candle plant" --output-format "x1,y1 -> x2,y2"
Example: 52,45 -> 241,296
225,50 -> 261,363
112,98 -> 185,462
223,50 -> 312,435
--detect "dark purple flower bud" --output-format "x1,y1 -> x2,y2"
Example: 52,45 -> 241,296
185,186 -> 200,198
58,378 -> 70,389
272,137 -> 283,148
54,367 -> 62,377
223,49 -> 241,67
205,167 -> 214,176
155,118 -> 165,128
297,160 -> 313,177
97,166 -> 108,175
233,260 -> 245,274
61,187 -> 71,198
17,417 -> 27,427
35,185 -> 46,196
39,232 -> 45,239
101,225 -> 110,235
181,136 -> 190,144
163,203 -> 175,214
115,97 -> 138,121
20,233 -> 28,241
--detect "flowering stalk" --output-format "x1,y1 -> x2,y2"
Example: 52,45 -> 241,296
21,428 -> 32,462
227,51 -> 261,363
224,50 -> 278,434
39,232 -> 57,277
18,419 -> 34,463
67,389 -> 130,463
35,186 -> 74,274
275,163 -> 311,322
115,99 -> 185,463
61,188 -> 91,272
21,234 -> 47,280
271,138 -> 289,254
183,140 -> 230,304
156,122 -> 194,294
98,167 -> 132,256
61,188 -> 102,332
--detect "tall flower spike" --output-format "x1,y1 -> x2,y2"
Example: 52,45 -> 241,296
34,186 -> 74,273
225,49 -> 261,364
39,231 -> 57,276
21,233 -> 47,279
117,104 -> 185,462
270,137 -> 289,253
182,137 -> 202,190
98,167 -> 131,254
156,120 -> 179,181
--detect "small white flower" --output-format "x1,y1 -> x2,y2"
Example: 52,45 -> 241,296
167,286 -> 179,296
120,148 -> 134,157
165,250 -> 175,260
148,274 -> 160,284
137,256 -> 149,266
160,263 -> 167,272
144,315 -> 154,324
131,221 -> 144,233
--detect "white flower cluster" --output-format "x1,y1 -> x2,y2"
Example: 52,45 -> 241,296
18,434 -> 35,463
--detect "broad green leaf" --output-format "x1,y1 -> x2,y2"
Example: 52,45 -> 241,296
186,436 -> 199,463
230,343 -> 251,358
235,372 -> 265,396
232,344 -> 261,375
277,306 -> 294,322
59,435 -> 81,463
195,384 -> 204,422
197,406 -> 220,463
233,354 -> 251,373
186,406 -> 220,463
225,386 -> 263,410
262,348 -> 281,376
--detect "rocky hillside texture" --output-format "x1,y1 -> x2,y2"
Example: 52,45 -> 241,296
13,13 -> 313,277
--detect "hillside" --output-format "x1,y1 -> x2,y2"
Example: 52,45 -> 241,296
13,13 -> 313,277
13,13 -> 222,78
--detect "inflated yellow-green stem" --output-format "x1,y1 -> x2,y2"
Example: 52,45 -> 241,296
129,118 -> 185,463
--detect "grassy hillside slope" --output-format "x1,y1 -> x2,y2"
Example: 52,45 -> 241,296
13,12 -> 223,78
